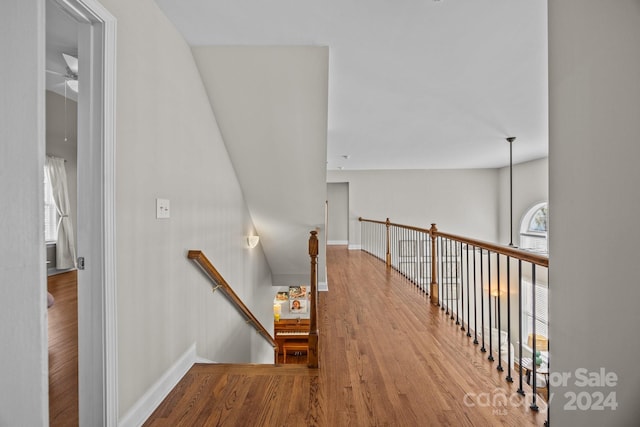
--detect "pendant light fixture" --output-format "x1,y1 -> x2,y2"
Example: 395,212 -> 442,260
506,137 -> 516,247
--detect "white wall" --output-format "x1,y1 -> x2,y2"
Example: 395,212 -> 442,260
549,1 -> 640,425
327,182 -> 349,244
328,168 -> 500,247
0,1 -> 49,426
99,0 -> 275,417
192,46 -> 329,288
497,157 -> 548,247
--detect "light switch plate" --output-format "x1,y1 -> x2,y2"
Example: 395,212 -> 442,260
156,198 -> 170,219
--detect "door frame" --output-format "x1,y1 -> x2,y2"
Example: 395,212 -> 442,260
50,0 -> 117,424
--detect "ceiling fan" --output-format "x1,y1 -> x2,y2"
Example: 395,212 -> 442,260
46,53 -> 78,92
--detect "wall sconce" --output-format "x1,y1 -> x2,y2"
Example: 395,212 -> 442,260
247,235 -> 260,248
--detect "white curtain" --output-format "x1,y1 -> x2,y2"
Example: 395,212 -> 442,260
46,156 -> 77,270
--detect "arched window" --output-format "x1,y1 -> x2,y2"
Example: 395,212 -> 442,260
519,202 -> 548,254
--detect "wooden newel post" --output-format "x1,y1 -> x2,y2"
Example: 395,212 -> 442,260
385,218 -> 391,268
429,223 -> 439,305
308,230 -> 319,368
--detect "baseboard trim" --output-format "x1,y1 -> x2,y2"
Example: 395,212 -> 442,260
348,244 -> 361,250
327,240 -> 348,246
119,343 -> 197,427
318,281 -> 328,292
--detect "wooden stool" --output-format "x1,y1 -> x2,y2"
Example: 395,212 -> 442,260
283,342 -> 308,363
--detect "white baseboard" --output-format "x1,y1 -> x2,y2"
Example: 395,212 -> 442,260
119,343 -> 198,427
327,240 -> 348,245
318,281 -> 328,291
195,355 -> 215,363
348,244 -> 361,250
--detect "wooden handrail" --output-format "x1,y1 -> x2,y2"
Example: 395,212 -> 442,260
359,217 -> 548,267
307,230 -> 319,368
187,250 -> 278,362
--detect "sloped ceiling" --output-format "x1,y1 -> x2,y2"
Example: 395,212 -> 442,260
192,46 -> 328,285
156,0 -> 548,170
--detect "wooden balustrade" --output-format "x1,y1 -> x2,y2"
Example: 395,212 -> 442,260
307,230 -> 319,368
359,217 -> 550,422
188,250 -> 278,362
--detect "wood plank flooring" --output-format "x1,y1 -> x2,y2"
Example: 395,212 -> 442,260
48,270 -> 79,427
144,246 -> 546,426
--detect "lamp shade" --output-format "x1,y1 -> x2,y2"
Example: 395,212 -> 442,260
527,333 -> 548,351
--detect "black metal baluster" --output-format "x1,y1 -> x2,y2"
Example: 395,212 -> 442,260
453,240 -> 458,322
424,232 -> 430,295
449,239 -> 455,319
436,236 -> 441,307
459,242 -> 465,331
466,244 -> 471,337
517,259 -> 525,396
391,225 -> 395,269
378,222 -> 382,260
403,228 -> 408,278
530,264 -> 539,411
370,222 -> 374,256
458,241 -> 463,328
439,237 -> 444,310
444,238 -> 450,314
372,222 -> 375,258
424,231 -> 429,293
405,227 -> 409,278
506,256 -> 513,382
480,248 -> 486,353
473,246 -> 478,345
416,230 -> 421,289
487,251 -> 493,361
496,255 -> 503,372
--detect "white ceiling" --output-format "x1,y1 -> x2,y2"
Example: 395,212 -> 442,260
155,0 -> 549,170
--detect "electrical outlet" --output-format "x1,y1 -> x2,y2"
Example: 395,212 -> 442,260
156,198 -> 170,219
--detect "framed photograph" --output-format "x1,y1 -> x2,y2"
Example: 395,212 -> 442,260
290,298 -> 308,313
288,286 -> 307,299
275,291 -> 289,302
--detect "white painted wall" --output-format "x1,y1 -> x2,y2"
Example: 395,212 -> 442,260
192,46 -> 329,288
549,1 -> 640,425
327,183 -> 349,244
497,157 -> 548,247
327,169 -> 500,246
99,0 -> 276,417
0,1 -> 49,426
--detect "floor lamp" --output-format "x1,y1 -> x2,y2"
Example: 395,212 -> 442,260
506,137 -> 516,247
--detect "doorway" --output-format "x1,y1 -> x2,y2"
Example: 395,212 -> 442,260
327,183 -> 349,246
44,0 -> 117,424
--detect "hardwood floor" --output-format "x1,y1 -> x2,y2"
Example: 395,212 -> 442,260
48,270 -> 79,427
144,246 -> 546,426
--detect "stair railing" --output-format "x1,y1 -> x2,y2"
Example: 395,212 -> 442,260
308,230 -> 319,368
359,217 -> 550,422
188,250 -> 278,363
